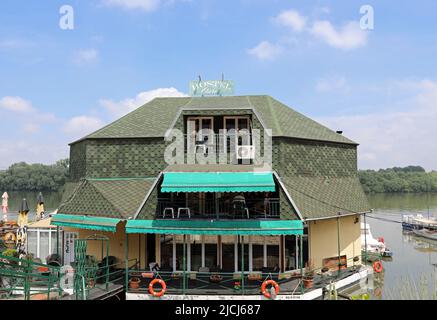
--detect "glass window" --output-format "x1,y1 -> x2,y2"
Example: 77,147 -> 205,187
39,231 -> 49,263
160,235 -> 173,271
204,244 -> 217,269
191,242 -> 202,272
51,230 -> 62,256
267,245 -> 279,270
285,235 -> 297,271
27,230 -> 37,259
252,245 -> 264,271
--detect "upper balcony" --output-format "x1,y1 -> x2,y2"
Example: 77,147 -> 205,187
156,194 -> 280,220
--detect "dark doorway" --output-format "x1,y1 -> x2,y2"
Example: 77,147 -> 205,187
147,234 -> 156,265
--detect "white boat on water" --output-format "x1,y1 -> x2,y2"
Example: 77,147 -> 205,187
411,218 -> 437,240
361,223 -> 393,258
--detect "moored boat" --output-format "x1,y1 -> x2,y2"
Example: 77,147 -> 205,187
361,223 -> 393,261
412,227 -> 437,241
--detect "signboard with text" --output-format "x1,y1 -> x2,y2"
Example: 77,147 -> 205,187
189,80 -> 234,97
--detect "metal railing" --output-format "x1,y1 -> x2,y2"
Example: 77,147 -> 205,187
156,198 -> 280,219
74,258 -> 139,300
0,253 -> 62,300
126,270 -> 303,296
126,256 -> 365,298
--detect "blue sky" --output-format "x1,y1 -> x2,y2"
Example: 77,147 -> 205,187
1,0 -> 437,170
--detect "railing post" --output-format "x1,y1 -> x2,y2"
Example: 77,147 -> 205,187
125,232 -> 129,293
241,236 -> 245,296
183,234 -> 187,295
300,235 -> 303,295
106,238 -> 109,291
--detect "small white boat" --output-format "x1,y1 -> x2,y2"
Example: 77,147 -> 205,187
361,223 -> 393,259
412,226 -> 437,241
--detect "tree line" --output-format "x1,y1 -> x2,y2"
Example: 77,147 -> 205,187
0,159 -> 69,192
0,160 -> 436,194
358,166 -> 437,193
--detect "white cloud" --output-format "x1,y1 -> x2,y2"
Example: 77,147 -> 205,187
317,80 -> 437,170
316,76 -> 350,93
310,20 -> 367,50
101,0 -> 161,12
247,41 -> 284,61
0,96 -> 34,113
273,10 -> 307,32
73,49 -> 99,64
0,39 -> 34,50
100,87 -> 187,118
63,116 -> 105,137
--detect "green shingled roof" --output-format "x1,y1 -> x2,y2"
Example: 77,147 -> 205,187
76,96 -> 355,145
281,176 -> 370,220
58,178 -> 157,219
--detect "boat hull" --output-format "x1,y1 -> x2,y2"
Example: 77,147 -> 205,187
412,229 -> 437,241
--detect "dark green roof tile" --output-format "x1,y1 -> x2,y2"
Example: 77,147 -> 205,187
75,96 -> 356,145
281,176 -> 370,220
58,178 -> 157,219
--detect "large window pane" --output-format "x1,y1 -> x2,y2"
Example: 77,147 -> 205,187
40,231 -> 49,263
252,245 -> 264,271
191,242 -> 202,271
204,244 -> 217,269
160,235 -> 173,271
27,230 -> 37,259
285,235 -> 297,271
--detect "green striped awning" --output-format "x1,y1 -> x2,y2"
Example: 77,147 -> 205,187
51,214 -> 121,232
161,172 -> 275,193
126,219 -> 303,235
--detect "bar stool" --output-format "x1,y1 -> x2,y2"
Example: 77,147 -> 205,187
177,207 -> 191,219
163,208 -> 174,219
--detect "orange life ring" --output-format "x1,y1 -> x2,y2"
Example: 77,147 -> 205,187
149,278 -> 166,297
373,261 -> 383,273
261,280 -> 279,299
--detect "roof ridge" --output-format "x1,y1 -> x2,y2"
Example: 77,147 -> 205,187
88,179 -> 128,216
266,96 -> 283,136
58,180 -> 87,211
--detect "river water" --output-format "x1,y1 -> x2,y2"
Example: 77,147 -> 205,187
3,191 -> 437,299
362,193 -> 437,300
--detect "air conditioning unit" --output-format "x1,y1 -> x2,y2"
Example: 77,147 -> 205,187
236,145 -> 255,159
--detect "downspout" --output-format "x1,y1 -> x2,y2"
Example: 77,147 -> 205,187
337,213 -> 341,277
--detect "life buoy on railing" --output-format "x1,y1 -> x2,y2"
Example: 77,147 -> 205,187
373,261 -> 383,273
261,280 -> 279,299
149,278 -> 167,297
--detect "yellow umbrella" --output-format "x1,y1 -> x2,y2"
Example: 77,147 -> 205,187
36,192 -> 45,221
16,198 -> 29,256
2,191 -> 8,222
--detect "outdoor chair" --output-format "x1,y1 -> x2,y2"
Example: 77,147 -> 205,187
233,200 -> 249,219
177,207 -> 191,219
163,207 -> 175,219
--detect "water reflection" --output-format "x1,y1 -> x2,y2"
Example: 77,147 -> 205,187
349,193 -> 437,300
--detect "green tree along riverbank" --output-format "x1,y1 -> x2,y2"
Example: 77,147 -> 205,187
0,159 -> 69,191
358,166 -> 437,193
1,161 -> 436,194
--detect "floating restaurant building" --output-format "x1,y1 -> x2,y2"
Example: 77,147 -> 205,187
52,90 -> 370,300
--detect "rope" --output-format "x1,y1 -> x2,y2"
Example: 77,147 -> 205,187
365,215 -> 402,224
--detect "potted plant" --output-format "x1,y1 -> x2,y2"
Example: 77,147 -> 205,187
129,277 -> 141,289
303,260 -> 315,289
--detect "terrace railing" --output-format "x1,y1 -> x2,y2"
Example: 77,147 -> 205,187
0,253 -> 62,300
156,198 -> 280,220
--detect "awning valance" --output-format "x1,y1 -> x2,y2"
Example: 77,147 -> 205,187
160,172 -> 275,193
126,219 -> 303,235
51,214 -> 122,232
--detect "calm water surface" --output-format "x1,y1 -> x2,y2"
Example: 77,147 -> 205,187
362,193 -> 437,300
3,191 -> 437,299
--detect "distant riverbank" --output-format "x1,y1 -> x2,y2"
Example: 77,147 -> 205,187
359,166 -> 437,194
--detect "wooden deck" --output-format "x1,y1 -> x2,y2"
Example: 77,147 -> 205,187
62,282 -> 124,300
